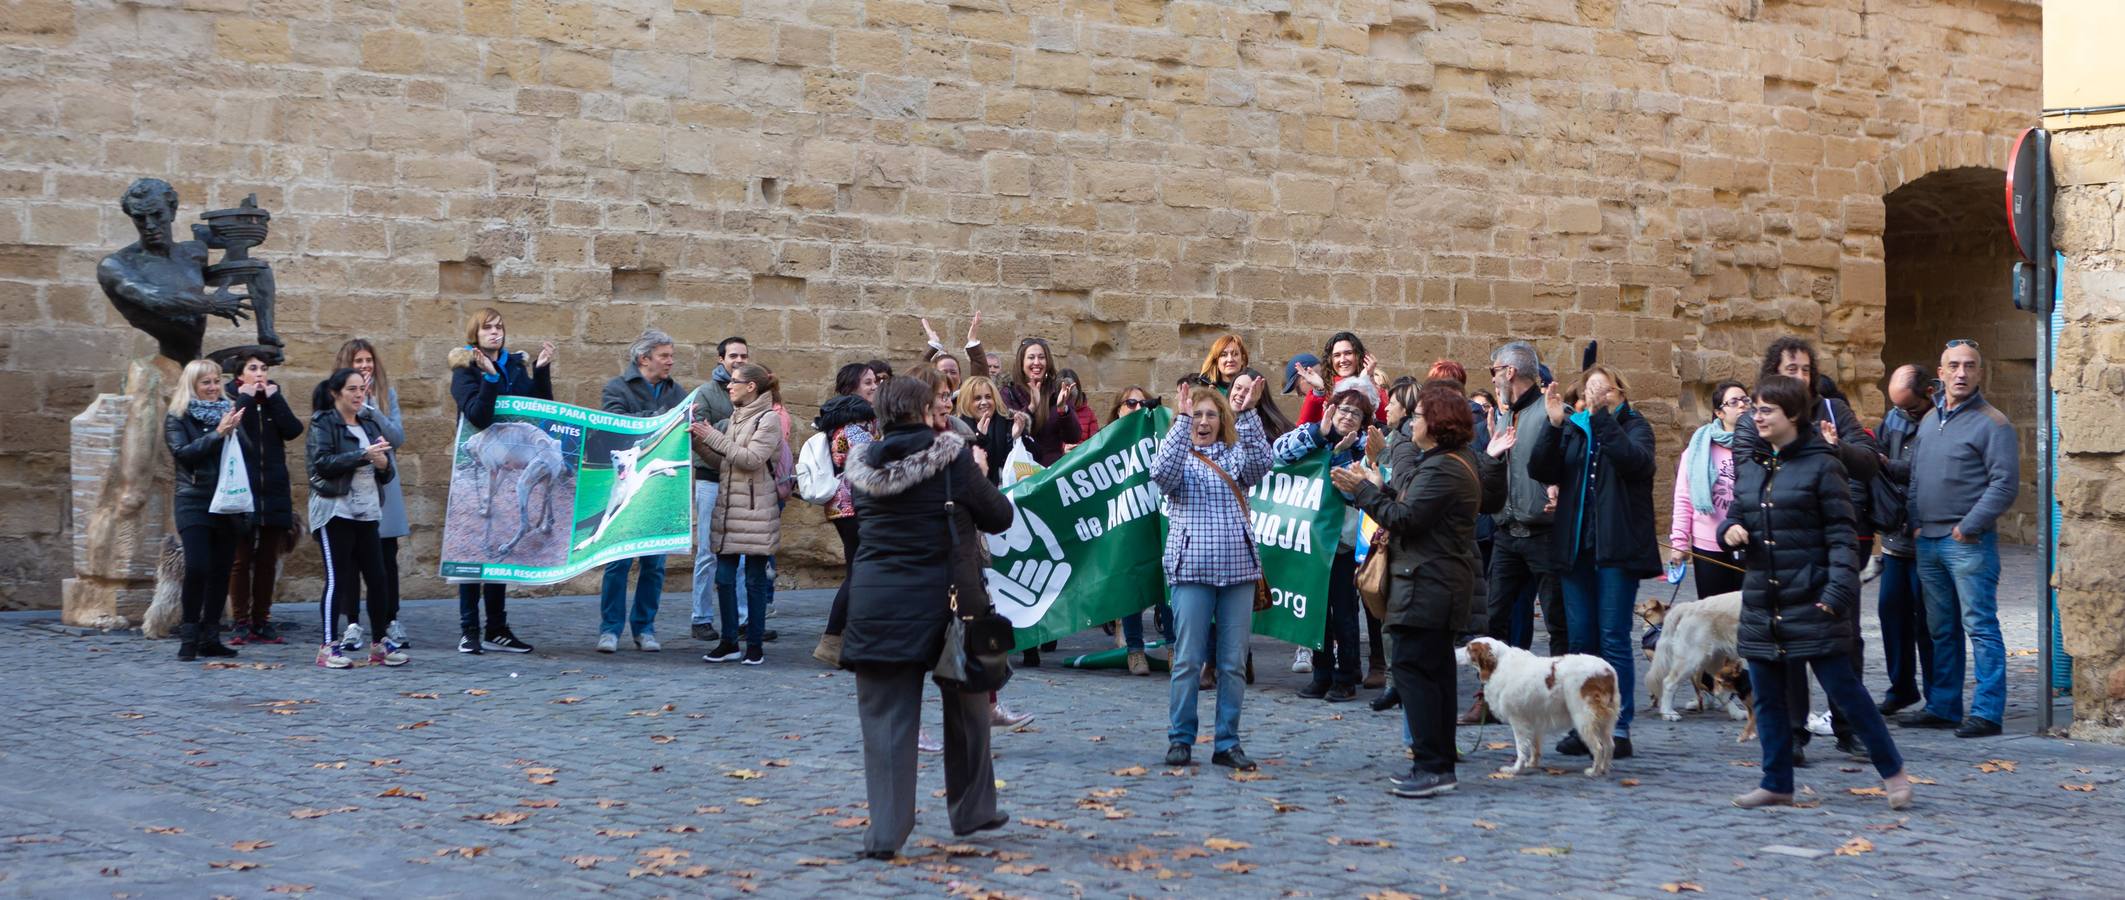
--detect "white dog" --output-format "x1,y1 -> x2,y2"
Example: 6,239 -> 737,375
1456,637 -> 1620,778
1637,591 -> 1749,723
573,417 -> 687,552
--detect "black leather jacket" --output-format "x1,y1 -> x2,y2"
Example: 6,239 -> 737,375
165,410 -> 256,531
306,407 -> 396,498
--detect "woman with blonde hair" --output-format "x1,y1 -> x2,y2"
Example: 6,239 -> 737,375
956,376 -> 1026,487
163,358 -> 250,661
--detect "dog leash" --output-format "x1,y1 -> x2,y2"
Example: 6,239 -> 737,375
1674,546 -> 1747,574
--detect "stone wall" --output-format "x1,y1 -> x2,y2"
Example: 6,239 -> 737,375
2053,124 -> 2125,740
0,0 -> 2040,608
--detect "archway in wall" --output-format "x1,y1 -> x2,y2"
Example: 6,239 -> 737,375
1881,165 -> 2035,541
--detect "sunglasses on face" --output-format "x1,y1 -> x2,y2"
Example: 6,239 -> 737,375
1123,399 -> 1145,409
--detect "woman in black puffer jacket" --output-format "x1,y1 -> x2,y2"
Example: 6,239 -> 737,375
1719,375 -> 1910,811
164,358 -> 250,661
841,376 -> 1015,860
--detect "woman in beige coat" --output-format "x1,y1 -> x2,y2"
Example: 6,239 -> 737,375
689,363 -> 786,665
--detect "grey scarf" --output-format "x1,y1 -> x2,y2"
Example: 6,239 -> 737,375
187,398 -> 233,429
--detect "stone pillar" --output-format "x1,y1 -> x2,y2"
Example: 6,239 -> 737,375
60,357 -> 179,630
2052,124 -> 2125,743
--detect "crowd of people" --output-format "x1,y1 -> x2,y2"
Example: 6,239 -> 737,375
162,312 -> 2020,855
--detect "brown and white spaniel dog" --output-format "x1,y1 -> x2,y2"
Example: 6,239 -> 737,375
1456,637 -> 1621,778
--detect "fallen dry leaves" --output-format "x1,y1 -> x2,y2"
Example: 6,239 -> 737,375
565,855 -> 615,869
725,768 -> 764,779
763,758 -> 793,768
518,799 -> 559,809
651,735 -> 678,745
396,720 -> 434,731
1518,845 -> 1570,857
596,829 -> 641,838
435,846 -> 489,859
2062,783 -> 2097,792
1229,770 -> 1271,782
1215,860 -> 1258,874
143,826 -> 183,835
464,689 -> 491,696
1976,759 -> 2018,774
1267,799 -> 1304,813
831,817 -> 869,828
376,787 -> 426,801
264,886 -> 313,894
1847,787 -> 1886,797
1020,818 -> 1071,831
1471,819 -> 1500,831
1204,837 -> 1251,852
1620,778 -> 1641,787
995,862 -> 1049,875
399,692 -> 440,700
470,811 -> 530,827
737,797 -> 768,807
1328,836 -> 1393,848
288,806 -> 357,819
1835,837 -> 1875,857
230,840 -> 274,852
552,697 -> 584,705
1113,765 -> 1149,777
1660,883 -> 1705,893
209,861 -> 261,871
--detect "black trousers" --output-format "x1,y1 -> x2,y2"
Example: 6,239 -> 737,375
381,536 -> 402,632
1690,549 -> 1746,598
1486,529 -> 1553,651
1308,549 -> 1362,690
178,519 -> 240,627
317,518 -> 390,641
1391,625 -> 1456,775
826,516 -> 859,637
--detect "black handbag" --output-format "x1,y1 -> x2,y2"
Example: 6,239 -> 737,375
932,464 -> 1014,693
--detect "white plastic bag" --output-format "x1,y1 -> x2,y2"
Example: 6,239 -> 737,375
793,431 -> 840,505
998,441 -> 1043,489
208,435 -> 254,515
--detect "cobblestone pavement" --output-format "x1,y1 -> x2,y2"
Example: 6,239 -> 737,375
2,546 -> 2116,898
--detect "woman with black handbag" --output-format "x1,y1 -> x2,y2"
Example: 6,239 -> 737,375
841,376 -> 1016,860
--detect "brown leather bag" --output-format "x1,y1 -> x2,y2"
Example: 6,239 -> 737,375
1191,449 -> 1274,613
1356,450 -> 1480,622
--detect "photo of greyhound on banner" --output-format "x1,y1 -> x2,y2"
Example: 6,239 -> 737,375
439,391 -> 698,585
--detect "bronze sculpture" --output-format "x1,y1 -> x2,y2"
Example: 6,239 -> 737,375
96,178 -> 282,364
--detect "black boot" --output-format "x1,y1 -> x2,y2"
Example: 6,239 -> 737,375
177,623 -> 200,662
196,620 -> 239,658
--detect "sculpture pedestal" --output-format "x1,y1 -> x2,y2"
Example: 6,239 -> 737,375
62,357 -> 178,630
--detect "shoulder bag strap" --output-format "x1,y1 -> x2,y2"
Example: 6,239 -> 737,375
1190,448 -> 1264,569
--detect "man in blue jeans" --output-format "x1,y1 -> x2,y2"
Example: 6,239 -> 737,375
1905,341 -> 2019,738
597,330 -> 687,653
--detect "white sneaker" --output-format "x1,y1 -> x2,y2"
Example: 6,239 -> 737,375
636,633 -> 661,652
918,729 -> 943,754
385,620 -> 409,649
370,641 -> 409,667
1805,710 -> 1835,737
596,633 -> 619,654
336,623 -> 365,654
316,644 -> 352,669
992,701 -> 1034,729
1292,648 -> 1313,674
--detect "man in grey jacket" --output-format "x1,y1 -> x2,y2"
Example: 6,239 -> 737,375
1906,340 -> 2019,738
595,329 -> 687,654
689,336 -> 743,642
1459,342 -> 1561,724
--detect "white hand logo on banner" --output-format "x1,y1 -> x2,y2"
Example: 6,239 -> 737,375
984,503 -> 1073,628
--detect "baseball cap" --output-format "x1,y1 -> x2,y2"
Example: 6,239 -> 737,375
1283,353 -> 1320,393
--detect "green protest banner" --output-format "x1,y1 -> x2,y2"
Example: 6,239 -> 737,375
1248,446 -> 1339,650
438,390 -> 696,585
985,407 -> 1336,651
985,408 -> 1173,650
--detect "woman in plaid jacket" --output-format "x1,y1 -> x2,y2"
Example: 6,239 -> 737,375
1151,379 -> 1273,771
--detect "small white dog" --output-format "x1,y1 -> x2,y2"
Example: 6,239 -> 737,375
1456,637 -> 1620,777
1638,591 -> 1748,723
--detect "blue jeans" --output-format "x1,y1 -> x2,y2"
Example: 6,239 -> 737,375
1748,654 -> 1905,794
690,481 -> 718,627
1560,556 -> 1637,736
1879,553 -> 1958,708
1916,533 -> 2004,724
717,553 -> 772,647
599,555 -> 665,638
1121,602 -> 1175,651
1168,582 -> 1253,753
